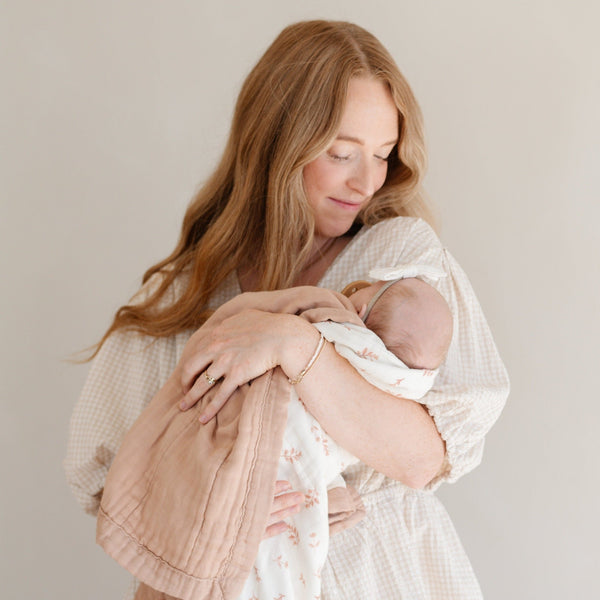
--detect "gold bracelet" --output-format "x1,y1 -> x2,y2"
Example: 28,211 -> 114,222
288,332 -> 325,385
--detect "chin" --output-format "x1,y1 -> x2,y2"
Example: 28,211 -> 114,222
317,219 -> 359,241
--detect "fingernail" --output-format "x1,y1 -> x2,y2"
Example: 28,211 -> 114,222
179,401 -> 187,410
198,414 -> 209,424
282,482 -> 292,491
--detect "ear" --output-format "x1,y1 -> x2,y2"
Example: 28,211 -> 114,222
358,303 -> 368,320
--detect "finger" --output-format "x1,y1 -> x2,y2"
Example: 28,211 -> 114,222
266,501 -> 303,526
197,373 -> 242,422
179,377 -> 206,411
180,353 -> 212,393
273,480 -> 292,494
263,497 -> 304,540
263,521 -> 288,540
267,492 -> 305,523
180,365 -> 221,411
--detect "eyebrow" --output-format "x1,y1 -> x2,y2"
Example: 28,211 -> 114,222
336,134 -> 398,147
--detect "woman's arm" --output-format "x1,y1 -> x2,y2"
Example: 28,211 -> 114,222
281,317 -> 445,489
178,308 -> 445,489
203,285 -> 360,324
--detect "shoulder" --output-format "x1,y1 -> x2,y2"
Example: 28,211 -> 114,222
129,269 -> 189,307
358,216 -> 442,251
132,268 -> 239,312
91,271 -> 193,393
346,217 -> 444,270
322,217 -> 444,291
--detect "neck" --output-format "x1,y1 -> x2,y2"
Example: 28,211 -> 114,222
293,235 -> 351,286
306,236 -> 336,266
238,234 -> 353,292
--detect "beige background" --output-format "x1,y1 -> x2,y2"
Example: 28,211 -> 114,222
2,1 -> 598,598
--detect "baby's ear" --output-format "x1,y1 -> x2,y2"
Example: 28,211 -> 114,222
358,303 -> 367,320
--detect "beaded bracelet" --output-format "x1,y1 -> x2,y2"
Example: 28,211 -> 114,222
288,332 -> 325,385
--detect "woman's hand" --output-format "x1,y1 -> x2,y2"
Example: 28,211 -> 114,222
177,286 -> 359,421
178,308 -> 313,421
263,481 -> 305,539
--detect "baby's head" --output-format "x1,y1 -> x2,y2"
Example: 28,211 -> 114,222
348,278 -> 453,370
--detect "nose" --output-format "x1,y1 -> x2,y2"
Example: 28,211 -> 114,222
347,159 -> 378,198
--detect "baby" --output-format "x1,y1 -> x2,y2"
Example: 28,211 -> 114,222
344,274 -> 453,370
240,272 -> 453,600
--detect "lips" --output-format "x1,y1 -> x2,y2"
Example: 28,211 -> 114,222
328,197 -> 363,211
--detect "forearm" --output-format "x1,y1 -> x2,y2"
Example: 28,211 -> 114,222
179,308 -> 444,487
279,316 -> 445,489
206,287 -> 358,326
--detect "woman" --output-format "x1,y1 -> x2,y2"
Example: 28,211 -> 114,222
66,20 -> 508,599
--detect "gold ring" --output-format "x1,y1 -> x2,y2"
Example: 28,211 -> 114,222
204,371 -> 216,386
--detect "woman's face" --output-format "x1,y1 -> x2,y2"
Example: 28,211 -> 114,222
303,77 -> 399,245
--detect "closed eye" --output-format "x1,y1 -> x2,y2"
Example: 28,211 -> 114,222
329,153 -> 351,162
376,145 -> 396,163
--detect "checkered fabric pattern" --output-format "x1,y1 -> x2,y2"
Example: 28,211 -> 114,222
65,217 -> 509,600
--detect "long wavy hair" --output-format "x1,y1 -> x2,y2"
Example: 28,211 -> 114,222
94,20 -> 433,352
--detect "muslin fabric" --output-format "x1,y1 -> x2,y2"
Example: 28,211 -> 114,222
94,293 -> 370,600
318,320 -> 439,400
65,216 -> 509,599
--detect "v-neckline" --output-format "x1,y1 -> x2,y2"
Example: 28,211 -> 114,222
317,225 -> 370,289
234,226 -> 369,294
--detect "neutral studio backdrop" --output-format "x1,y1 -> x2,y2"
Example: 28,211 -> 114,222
2,1 -> 598,598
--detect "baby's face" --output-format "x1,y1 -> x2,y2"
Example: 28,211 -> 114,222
348,281 -> 387,320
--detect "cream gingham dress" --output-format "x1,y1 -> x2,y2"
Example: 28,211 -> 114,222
65,217 -> 509,600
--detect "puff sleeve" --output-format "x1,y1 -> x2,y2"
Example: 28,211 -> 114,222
380,218 -> 509,488
426,246 -> 509,488
64,276 -> 190,515
327,217 -> 509,488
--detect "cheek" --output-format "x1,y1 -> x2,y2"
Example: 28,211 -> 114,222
302,164 -> 321,211
303,159 -> 340,199
302,162 -> 321,199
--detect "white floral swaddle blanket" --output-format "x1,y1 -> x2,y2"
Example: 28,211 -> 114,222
238,266 -> 445,600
